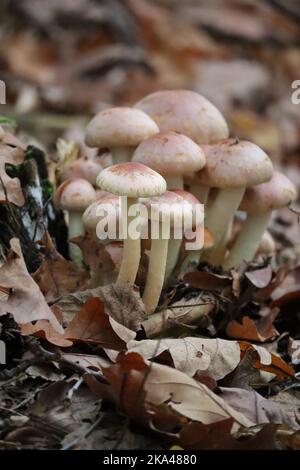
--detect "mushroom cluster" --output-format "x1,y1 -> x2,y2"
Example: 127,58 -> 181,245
53,89 -> 297,315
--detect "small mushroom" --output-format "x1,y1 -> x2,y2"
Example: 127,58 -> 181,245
59,156 -> 103,186
96,162 -> 166,285
135,89 -> 229,144
224,171 -> 297,269
196,139 -> 274,265
132,131 -> 206,189
82,195 -> 122,285
55,178 -> 96,266
85,107 -> 159,164
255,231 -> 276,259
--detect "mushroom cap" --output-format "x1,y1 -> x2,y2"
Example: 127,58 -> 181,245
96,162 -> 167,198
135,89 -> 229,144
172,189 -> 201,206
240,171 -> 297,214
142,190 -> 199,228
82,195 -> 121,232
85,107 -> 159,148
59,157 -> 103,186
195,139 -> 274,189
132,131 -> 206,176
55,178 -> 96,212
256,231 -> 275,256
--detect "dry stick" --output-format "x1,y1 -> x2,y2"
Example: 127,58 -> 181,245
142,300 -> 215,337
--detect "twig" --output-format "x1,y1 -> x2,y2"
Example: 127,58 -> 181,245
61,414 -> 103,450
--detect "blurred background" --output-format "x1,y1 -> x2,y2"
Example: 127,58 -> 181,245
0,0 -> 299,174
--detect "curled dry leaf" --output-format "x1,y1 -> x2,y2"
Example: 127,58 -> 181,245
226,313 -> 279,342
64,297 -> 136,349
0,144 -> 25,206
101,352 -> 253,429
126,337 -> 241,380
0,238 -> 63,333
57,283 -> 146,331
33,232 -> 90,302
239,342 -> 294,380
184,271 -> 231,291
70,233 -> 115,273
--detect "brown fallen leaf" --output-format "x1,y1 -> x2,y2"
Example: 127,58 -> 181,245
33,232 -> 90,302
184,271 -> 231,291
239,342 -> 294,380
254,264 -> 292,303
71,233 -> 115,273
226,314 -> 279,342
57,283 -> 146,331
64,297 -> 136,349
21,305 -> 71,347
102,352 -> 253,429
0,144 -> 25,206
126,337 -> 241,380
0,238 -> 63,333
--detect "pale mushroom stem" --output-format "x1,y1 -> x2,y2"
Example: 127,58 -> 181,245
223,211 -> 271,269
143,235 -> 169,314
117,196 -> 141,284
189,183 -> 210,204
165,175 -> 183,190
113,147 -> 134,164
206,217 -> 233,266
164,236 -> 182,283
68,211 -> 84,266
202,187 -> 245,263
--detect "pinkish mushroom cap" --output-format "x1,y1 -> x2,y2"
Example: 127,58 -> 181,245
55,178 -> 96,212
135,90 -> 229,144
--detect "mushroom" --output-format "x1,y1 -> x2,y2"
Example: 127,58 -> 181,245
132,131 -> 206,189
85,107 -> 159,164
167,189 -> 204,281
256,231 -> 275,259
195,139 -> 273,265
142,191 -> 191,313
59,156 -> 103,186
135,90 -> 229,144
82,195 -> 122,285
223,171 -> 296,269
96,162 -> 166,285
55,178 -> 96,266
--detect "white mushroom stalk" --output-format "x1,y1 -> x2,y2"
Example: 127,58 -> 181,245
224,171 -> 297,269
142,192 -> 185,314
96,162 -> 166,287
85,107 -> 159,164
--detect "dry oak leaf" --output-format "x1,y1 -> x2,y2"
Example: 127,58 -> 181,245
102,352 -> 253,429
71,233 -> 116,273
57,283 -> 146,331
32,232 -> 90,302
0,144 -> 25,206
0,238 -> 63,333
239,342 -> 294,380
184,271 -> 231,291
64,297 -> 136,349
226,314 -> 279,342
126,337 -> 241,380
